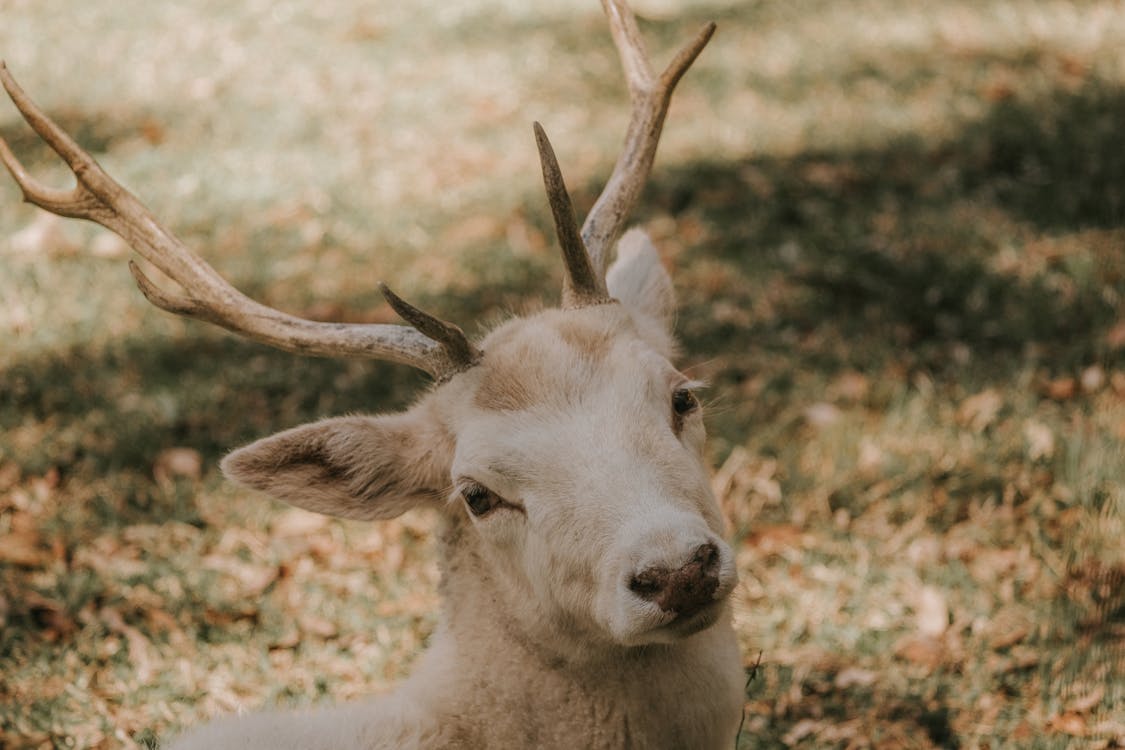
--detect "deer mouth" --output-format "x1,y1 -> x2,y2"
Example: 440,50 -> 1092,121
662,596 -> 726,637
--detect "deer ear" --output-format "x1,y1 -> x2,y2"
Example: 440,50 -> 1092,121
220,408 -> 452,521
607,228 -> 677,352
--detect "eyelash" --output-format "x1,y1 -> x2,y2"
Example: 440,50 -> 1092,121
460,481 -> 500,517
457,480 -> 526,518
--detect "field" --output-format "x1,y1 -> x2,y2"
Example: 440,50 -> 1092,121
1,0 -> 1123,747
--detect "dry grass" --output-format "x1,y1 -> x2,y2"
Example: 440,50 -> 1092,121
1,0 -> 1124,748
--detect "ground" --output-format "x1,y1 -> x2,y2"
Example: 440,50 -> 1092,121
0,0 -> 1123,748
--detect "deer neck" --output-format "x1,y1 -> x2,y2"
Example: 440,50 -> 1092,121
402,514 -> 745,749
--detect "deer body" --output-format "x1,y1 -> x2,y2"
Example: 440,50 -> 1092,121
0,2 -> 746,747
170,617 -> 742,750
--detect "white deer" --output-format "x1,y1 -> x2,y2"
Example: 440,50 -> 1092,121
0,2 -> 746,748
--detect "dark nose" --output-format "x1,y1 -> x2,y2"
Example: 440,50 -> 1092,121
628,542 -> 721,618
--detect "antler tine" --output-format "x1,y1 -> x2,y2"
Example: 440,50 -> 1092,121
378,283 -> 480,372
533,122 -> 609,308
0,62 -> 473,380
581,0 -> 715,278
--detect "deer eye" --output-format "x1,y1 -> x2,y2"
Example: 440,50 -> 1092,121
671,386 -> 700,433
461,482 -> 499,517
672,387 -> 699,417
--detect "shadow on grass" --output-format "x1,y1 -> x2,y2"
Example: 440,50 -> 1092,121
626,80 -> 1125,400
5,79 -> 1125,519
1,335 -> 428,522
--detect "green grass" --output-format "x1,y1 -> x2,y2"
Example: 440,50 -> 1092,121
2,0 -> 1124,748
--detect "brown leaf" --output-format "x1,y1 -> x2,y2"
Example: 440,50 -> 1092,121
153,447 -> 203,484
914,586 -> 948,638
201,555 -> 278,598
6,211 -> 79,256
1047,711 -> 1088,736
271,508 -> 330,537
100,607 -> 157,682
989,645 -> 1039,674
0,530 -> 48,567
1066,684 -> 1106,715
270,627 -> 301,650
893,634 -> 945,670
1080,365 -> 1105,393
1044,377 -> 1076,401
987,607 -> 1031,650
833,667 -> 877,688
957,389 -> 1003,432
1024,420 -> 1055,461
804,402 -> 841,428
829,371 -> 869,402
745,525 -> 807,555
1112,371 -> 1125,397
90,232 -> 129,259
1105,320 -> 1125,350
298,614 -> 338,639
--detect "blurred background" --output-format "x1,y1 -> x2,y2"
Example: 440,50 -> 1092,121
1,0 -> 1122,747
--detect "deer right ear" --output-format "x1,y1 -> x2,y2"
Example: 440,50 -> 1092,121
220,408 -> 452,521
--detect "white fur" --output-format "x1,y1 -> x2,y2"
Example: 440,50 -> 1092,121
169,231 -> 745,750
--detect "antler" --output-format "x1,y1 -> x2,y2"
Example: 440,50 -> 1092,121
534,0 -> 715,307
0,63 -> 478,380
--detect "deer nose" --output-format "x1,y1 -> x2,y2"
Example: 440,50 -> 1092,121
627,542 -> 721,618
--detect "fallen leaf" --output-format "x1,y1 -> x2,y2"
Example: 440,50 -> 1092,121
830,371 -> 869,402
154,447 -> 203,485
781,718 -> 823,745
745,525 -> 807,555
1047,711 -> 1087,736
90,232 -> 129,259
0,530 -> 48,567
894,634 -> 945,670
100,607 -> 157,682
914,586 -> 948,637
272,508 -> 330,537
270,628 -> 301,650
1112,371 -> 1125,397
833,667 -> 877,688
5,211 -> 79,256
957,389 -> 1003,432
1105,320 -> 1125,350
988,607 -> 1031,650
1045,377 -> 1076,401
201,555 -> 278,598
1024,420 -> 1055,461
988,645 -> 1039,674
1066,684 -> 1105,715
298,614 -> 338,639
804,402 -> 841,427
1080,365 -> 1105,393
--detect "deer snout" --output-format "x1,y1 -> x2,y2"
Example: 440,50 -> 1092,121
628,542 -> 721,619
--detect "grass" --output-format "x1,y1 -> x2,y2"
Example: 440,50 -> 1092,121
1,0 -> 1123,747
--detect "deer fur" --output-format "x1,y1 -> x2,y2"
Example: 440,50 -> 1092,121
167,229 -> 746,749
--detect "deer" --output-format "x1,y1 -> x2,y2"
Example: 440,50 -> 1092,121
0,1 -> 746,747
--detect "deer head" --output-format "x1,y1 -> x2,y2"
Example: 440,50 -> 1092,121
0,1 -> 729,655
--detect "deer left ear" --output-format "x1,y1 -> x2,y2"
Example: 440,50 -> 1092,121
607,228 -> 677,355
221,407 -> 452,521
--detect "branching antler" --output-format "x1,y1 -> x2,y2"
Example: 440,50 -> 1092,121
585,1 -> 714,277
1,0 -> 710,364
532,0 -> 713,308
0,62 -> 477,379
